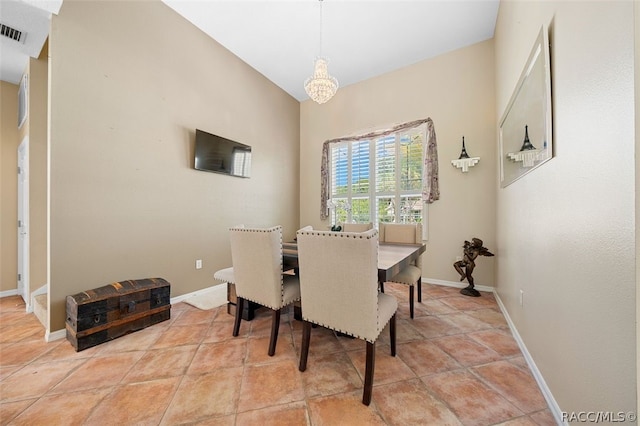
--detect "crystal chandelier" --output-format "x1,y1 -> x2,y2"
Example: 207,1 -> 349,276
304,0 -> 338,104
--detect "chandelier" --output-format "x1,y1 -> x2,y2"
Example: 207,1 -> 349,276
304,0 -> 338,104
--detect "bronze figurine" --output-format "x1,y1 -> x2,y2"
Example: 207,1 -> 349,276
454,238 -> 494,297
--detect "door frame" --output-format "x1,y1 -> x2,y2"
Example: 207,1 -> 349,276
17,136 -> 30,312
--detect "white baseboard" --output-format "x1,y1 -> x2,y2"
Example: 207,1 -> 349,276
493,292 -> 565,425
0,289 -> 31,312
31,284 -> 47,297
423,277 -> 494,293
170,283 -> 226,305
46,328 -> 66,342
0,289 -> 19,298
30,284 -> 48,319
425,280 -> 563,424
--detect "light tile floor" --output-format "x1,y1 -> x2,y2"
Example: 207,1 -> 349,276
0,283 -> 557,425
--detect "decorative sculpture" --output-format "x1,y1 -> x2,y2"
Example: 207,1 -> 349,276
519,125 -> 536,151
458,136 -> 470,159
453,238 -> 494,297
451,136 -> 480,173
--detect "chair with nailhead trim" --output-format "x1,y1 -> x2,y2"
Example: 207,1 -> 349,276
229,225 -> 300,356
295,227 -> 397,406
378,222 -> 423,319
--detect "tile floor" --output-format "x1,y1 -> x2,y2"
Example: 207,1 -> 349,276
0,283 -> 557,425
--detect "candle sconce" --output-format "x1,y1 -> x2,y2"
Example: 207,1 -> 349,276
451,136 -> 480,173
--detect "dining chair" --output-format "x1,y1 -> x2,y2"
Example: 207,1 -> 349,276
378,222 -> 423,319
213,266 -> 235,286
295,227 -> 398,406
340,222 -> 373,232
229,225 -> 300,356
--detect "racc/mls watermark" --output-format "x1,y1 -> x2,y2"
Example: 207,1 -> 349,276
561,412 -> 637,423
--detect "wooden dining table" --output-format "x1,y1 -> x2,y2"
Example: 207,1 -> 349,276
283,241 -> 426,284
227,240 -> 426,321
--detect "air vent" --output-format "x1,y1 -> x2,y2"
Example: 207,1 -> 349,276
0,23 -> 25,43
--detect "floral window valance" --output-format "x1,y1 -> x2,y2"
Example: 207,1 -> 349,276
320,118 -> 440,220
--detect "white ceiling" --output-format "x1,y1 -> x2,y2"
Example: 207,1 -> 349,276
0,0 -> 62,83
0,0 -> 500,102
162,0 -> 500,101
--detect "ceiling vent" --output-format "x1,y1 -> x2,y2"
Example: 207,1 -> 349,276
0,23 -> 25,44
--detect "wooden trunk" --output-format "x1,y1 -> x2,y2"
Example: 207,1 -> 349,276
66,278 -> 171,351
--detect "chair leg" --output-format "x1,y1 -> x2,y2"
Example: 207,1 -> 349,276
232,297 -> 244,337
417,277 -> 422,303
299,320 -> 312,372
389,313 -> 396,357
268,309 -> 281,356
362,341 -> 376,406
409,285 -> 415,319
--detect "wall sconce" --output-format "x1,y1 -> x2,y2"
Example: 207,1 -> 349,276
451,136 -> 480,173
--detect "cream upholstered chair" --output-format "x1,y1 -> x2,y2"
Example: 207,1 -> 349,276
229,225 -> 300,356
296,228 -> 398,406
340,222 -> 373,233
213,267 -> 235,285
214,266 -> 244,317
379,222 -> 423,319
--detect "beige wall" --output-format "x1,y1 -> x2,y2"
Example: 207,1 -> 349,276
0,44 -> 48,300
48,0 -> 300,331
1,82 -> 19,292
28,44 -> 49,296
636,0 -> 640,416
495,0 -> 635,415
300,40 -> 497,287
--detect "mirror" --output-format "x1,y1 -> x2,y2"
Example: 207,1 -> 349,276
499,26 -> 553,187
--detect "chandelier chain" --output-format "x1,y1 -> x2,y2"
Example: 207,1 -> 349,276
319,0 -> 324,58
304,0 -> 338,104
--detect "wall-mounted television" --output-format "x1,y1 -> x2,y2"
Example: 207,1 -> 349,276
194,129 -> 252,178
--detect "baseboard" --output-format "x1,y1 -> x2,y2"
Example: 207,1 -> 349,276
170,283 -> 227,305
0,289 -> 19,298
493,292 -> 565,425
31,284 -> 47,297
30,285 -> 48,319
425,280 -> 563,424
0,289 -> 30,312
45,328 -> 66,342
423,277 -> 494,293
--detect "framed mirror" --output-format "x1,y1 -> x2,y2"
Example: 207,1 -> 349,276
499,26 -> 553,187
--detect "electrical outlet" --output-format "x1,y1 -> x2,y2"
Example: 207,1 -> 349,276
520,290 -> 524,306
195,259 -> 202,269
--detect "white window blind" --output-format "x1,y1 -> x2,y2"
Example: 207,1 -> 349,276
329,124 -> 427,236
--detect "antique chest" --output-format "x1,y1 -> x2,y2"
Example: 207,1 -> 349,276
66,278 -> 171,351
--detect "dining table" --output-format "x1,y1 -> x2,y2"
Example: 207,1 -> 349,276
282,241 -> 426,285
227,239 -> 426,321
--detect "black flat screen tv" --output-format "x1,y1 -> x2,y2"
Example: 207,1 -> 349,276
194,129 -> 252,178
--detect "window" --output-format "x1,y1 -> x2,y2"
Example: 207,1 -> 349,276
328,124 -> 426,229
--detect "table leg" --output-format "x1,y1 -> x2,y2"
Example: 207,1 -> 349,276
227,283 -> 257,320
